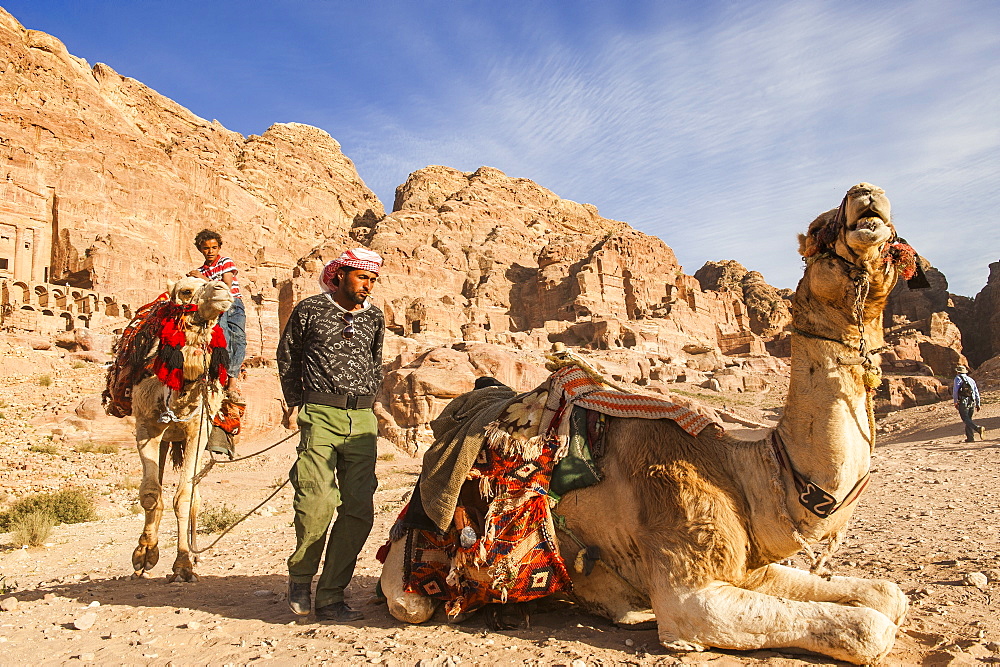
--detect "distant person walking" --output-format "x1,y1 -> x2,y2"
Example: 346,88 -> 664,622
277,248 -> 385,622
953,364 -> 985,443
189,229 -> 247,403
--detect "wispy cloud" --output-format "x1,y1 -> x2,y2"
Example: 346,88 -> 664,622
339,0 -> 1000,295
8,0 -> 994,294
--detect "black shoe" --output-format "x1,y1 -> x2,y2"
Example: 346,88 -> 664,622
288,581 -> 311,616
315,601 -> 364,622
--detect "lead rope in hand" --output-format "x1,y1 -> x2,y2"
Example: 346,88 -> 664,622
183,365 -> 299,556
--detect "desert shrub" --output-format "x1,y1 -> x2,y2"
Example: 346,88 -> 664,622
377,452 -> 395,462
0,488 -> 97,530
28,443 -> 59,455
0,574 -> 16,594
116,475 -> 141,490
73,442 -> 97,453
37,374 -> 52,387
198,504 -> 241,534
96,443 -> 119,455
71,361 -> 88,369
9,510 -> 55,547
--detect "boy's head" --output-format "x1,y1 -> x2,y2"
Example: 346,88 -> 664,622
194,229 -> 223,264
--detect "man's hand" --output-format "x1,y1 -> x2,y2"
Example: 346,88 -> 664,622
281,402 -> 299,430
186,269 -> 202,278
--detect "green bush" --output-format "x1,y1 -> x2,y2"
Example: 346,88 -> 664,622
9,510 -> 55,547
0,488 -> 97,531
198,503 -> 241,534
37,374 -> 52,387
96,443 -> 119,455
29,443 -> 59,455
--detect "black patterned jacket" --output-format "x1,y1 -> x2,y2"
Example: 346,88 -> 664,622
277,293 -> 385,407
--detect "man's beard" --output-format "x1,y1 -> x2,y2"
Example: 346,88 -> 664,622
346,288 -> 367,305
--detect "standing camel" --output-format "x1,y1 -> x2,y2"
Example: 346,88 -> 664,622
128,276 -> 233,582
382,184 -> 919,664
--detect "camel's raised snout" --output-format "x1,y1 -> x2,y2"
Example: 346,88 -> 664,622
842,183 -> 893,252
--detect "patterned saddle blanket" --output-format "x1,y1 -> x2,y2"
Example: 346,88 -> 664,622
386,364 -> 719,618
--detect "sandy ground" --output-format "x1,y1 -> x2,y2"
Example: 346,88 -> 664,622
2,353 -> 1000,665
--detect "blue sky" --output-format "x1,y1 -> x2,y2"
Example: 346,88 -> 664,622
5,0 -> 998,296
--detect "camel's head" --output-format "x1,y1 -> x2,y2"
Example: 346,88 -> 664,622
195,280 -> 234,323
792,183 -> 926,339
167,276 -> 208,306
798,183 -> 896,265
165,276 -> 233,323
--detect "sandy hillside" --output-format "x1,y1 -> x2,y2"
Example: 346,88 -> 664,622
1,351 -> 999,665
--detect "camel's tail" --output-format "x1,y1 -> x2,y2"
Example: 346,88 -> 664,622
160,439 -> 186,470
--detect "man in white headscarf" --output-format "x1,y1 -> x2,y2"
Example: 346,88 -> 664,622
277,247 -> 385,622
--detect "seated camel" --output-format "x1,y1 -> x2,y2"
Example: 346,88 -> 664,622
128,276 -> 233,582
381,184 -> 919,664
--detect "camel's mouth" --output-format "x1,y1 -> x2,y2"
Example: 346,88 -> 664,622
850,215 -> 884,232
845,215 -> 892,251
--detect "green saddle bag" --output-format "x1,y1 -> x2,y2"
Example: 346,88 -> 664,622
550,406 -> 603,497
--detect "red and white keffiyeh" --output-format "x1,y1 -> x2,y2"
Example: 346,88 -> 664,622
319,248 -> 383,292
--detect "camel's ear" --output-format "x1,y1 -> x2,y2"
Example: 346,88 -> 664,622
166,279 -> 176,296
799,210 -> 839,258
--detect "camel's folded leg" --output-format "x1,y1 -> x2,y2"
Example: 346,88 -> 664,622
380,537 -> 438,623
133,427 -> 166,578
746,563 -> 908,625
650,581 -> 898,665
565,558 -> 655,627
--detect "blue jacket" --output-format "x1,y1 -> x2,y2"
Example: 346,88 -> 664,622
953,373 -> 980,407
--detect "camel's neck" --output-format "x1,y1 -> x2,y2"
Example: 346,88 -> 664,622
775,260 -> 893,525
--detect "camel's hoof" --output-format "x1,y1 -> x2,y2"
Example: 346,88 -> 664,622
131,544 -> 159,573
662,639 -> 707,653
131,571 -> 152,580
167,569 -> 200,583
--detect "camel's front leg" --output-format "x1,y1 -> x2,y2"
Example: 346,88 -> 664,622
649,580 -> 899,665
133,426 -> 167,578
169,432 -> 206,583
746,563 -> 908,625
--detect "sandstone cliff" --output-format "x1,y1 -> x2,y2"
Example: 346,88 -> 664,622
8,7 -> 999,456
964,261 -> 1000,366
0,8 -> 382,355
278,166 -> 793,451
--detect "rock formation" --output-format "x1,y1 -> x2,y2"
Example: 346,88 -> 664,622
277,166 -> 796,451
0,7 -> 382,355
5,6 -> 996,455
963,260 -> 1000,366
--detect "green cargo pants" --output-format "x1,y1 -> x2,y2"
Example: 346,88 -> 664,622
287,403 -> 378,608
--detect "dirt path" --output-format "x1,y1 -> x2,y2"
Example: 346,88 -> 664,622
2,366 -> 1000,664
